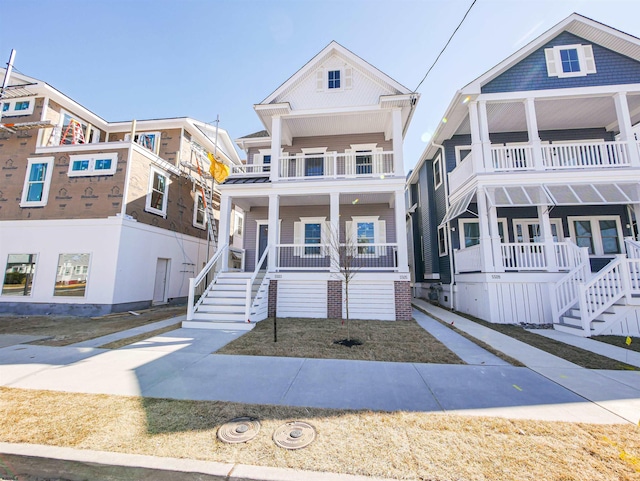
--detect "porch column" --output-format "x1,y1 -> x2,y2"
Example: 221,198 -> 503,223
395,189 -> 409,272
614,92 -> 640,167
468,101 -> 485,173
270,116 -> 281,181
488,203 -> 504,273
478,100 -> 492,167
268,193 -> 280,271
476,188 -> 494,271
392,108 -> 404,176
330,192 -> 340,273
218,193 -> 232,270
524,98 -> 544,170
538,205 -> 558,272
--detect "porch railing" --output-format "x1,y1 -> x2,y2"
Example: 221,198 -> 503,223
491,145 -> 534,171
278,152 -> 394,180
187,244 -> 229,320
501,243 -> 545,270
275,243 -> 398,271
541,141 -> 630,169
230,163 -> 270,176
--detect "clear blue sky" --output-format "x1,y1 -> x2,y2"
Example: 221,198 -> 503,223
2,0 -> 640,171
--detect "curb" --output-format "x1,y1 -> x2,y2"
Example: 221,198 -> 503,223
0,442 -> 394,481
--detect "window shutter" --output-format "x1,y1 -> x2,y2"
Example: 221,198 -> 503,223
294,221 -> 303,256
345,221 -> 356,256
316,70 -> 325,91
344,67 -> 353,89
345,149 -> 355,176
377,220 -> 386,258
373,151 -> 384,175
582,45 -> 596,74
544,48 -> 558,77
322,221 -> 331,256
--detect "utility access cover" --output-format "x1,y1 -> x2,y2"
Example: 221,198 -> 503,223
217,417 -> 261,444
273,421 -> 316,450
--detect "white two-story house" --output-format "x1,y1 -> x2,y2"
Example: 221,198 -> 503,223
185,41 -> 418,328
408,13 -> 640,337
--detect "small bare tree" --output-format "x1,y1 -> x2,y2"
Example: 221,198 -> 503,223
327,223 -> 361,342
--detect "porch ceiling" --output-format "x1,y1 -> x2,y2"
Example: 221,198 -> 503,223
454,94 -> 640,136
233,191 -> 394,212
282,110 -> 391,138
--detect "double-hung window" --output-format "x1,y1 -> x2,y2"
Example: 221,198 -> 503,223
146,167 -> 169,216
305,223 -> 322,255
459,219 -> 507,248
347,216 -> 386,257
305,155 -> 324,177
355,151 -> 372,175
21,157 -> 54,207
433,154 -> 443,189
294,217 -> 328,257
328,70 -> 341,89
193,192 -> 206,228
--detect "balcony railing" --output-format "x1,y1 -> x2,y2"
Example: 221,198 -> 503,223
456,241 -> 584,274
228,152 -> 395,180
275,243 -> 398,271
448,140 -> 639,194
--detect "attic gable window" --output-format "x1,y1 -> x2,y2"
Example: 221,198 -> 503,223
328,70 -> 341,89
544,44 -> 596,78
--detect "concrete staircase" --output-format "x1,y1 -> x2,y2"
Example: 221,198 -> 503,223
182,272 -> 255,330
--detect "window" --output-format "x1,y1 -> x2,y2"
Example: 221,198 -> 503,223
357,221 -> 375,255
305,223 -> 322,255
21,157 -> 54,207
294,217 -> 328,257
68,153 -> 117,177
234,211 -> 244,236
1,99 -> 35,116
568,216 -> 623,256
305,156 -> 324,176
347,216 -> 386,257
513,219 -> 563,243
438,225 -> 448,256
54,254 -> 90,297
433,154 -> 443,189
2,254 -> 37,296
328,70 -> 341,89
545,44 -> 596,78
58,112 -> 101,144
263,154 -> 271,172
146,167 -> 169,216
459,219 -> 506,248
133,132 -> 161,155
355,151 -> 372,175
193,192 -> 206,229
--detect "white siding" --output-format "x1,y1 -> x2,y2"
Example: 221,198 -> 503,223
598,308 -> 640,336
343,281 -> 395,321
277,280 -> 328,318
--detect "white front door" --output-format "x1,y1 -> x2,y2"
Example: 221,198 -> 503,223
153,258 -> 169,304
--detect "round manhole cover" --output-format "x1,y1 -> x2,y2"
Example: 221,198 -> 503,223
273,421 -> 316,450
217,417 -> 261,444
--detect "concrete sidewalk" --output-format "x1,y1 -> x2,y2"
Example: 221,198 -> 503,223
1,307 -> 638,424
412,299 -> 640,425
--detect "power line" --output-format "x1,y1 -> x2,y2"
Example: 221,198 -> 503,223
414,0 -> 478,92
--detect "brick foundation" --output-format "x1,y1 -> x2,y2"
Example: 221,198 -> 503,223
268,279 -> 278,317
327,280 -> 342,318
394,280 -> 412,321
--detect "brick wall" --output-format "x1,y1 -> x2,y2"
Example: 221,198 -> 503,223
327,280 -> 342,318
394,280 -> 412,321
268,279 -> 278,317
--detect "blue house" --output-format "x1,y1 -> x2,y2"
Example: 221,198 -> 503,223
408,13 -> 640,337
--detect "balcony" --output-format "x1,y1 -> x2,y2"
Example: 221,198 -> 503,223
449,140 -> 640,194
229,152 -> 395,181
275,243 -> 399,271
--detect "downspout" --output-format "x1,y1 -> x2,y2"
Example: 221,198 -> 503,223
433,142 -> 455,311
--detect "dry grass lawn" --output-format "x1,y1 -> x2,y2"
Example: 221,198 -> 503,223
217,317 -> 465,364
0,306 -> 186,346
594,335 -> 640,353
0,387 -> 638,481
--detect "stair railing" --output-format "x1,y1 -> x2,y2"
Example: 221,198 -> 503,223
624,237 -> 640,258
245,245 -> 270,322
550,242 -> 590,325
577,254 -> 628,335
187,244 -> 229,320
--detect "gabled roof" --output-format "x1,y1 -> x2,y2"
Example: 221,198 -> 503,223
463,13 -> 640,94
259,40 -> 412,105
